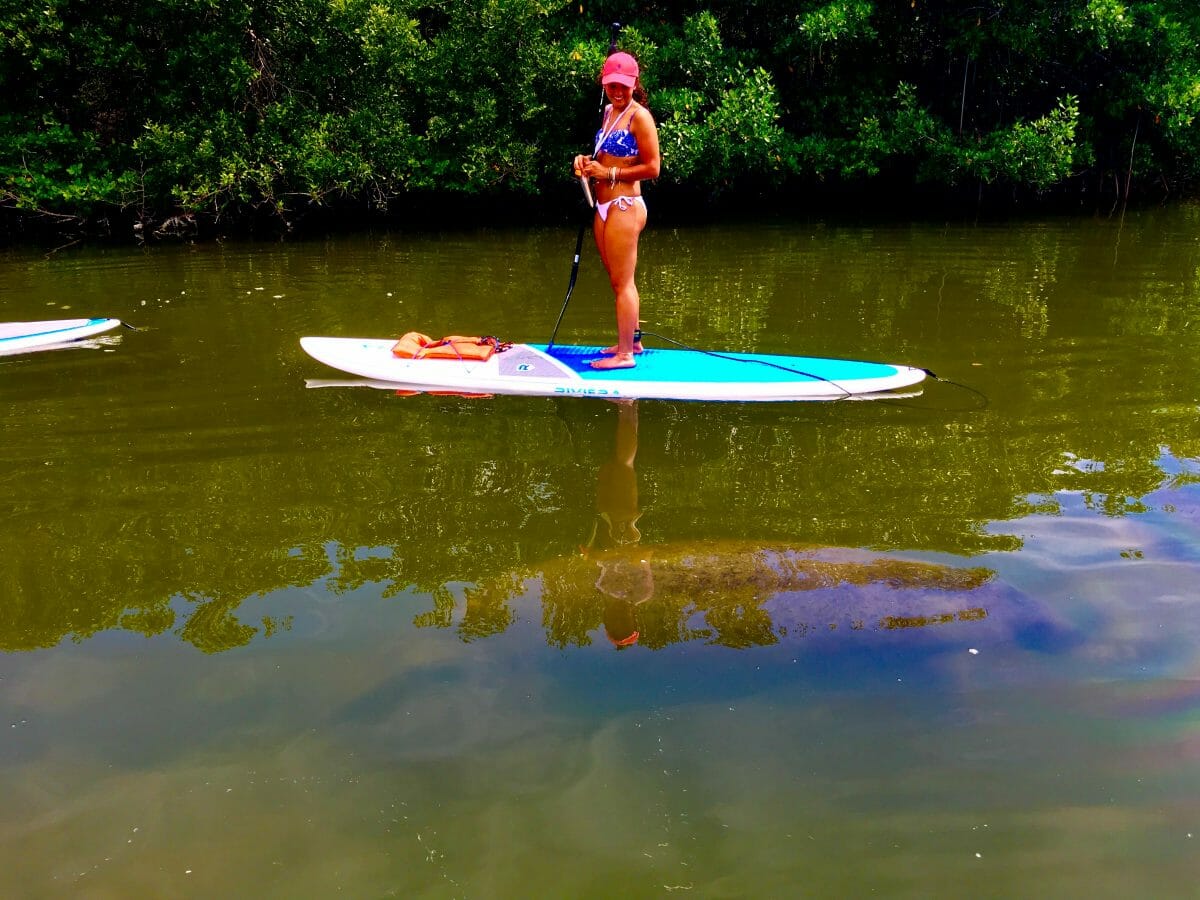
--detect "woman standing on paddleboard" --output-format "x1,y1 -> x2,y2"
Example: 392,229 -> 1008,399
573,52 -> 661,371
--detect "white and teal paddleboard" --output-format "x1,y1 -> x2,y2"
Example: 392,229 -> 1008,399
300,336 -> 927,401
0,318 -> 123,356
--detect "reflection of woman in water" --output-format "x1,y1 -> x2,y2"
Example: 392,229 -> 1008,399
594,400 -> 642,547
588,401 -> 653,647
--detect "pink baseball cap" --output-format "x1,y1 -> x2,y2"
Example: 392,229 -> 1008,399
601,52 -> 639,87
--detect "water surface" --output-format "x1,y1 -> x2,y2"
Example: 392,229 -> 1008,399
2,207 -> 1199,896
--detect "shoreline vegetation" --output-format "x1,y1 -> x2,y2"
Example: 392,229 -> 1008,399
3,1 -> 1199,246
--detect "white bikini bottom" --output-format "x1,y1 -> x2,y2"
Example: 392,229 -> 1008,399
596,195 -> 645,223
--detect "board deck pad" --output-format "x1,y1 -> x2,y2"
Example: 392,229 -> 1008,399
531,343 -> 903,384
300,336 -> 927,402
497,346 -> 573,378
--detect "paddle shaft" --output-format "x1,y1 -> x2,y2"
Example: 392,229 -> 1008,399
547,22 -> 621,350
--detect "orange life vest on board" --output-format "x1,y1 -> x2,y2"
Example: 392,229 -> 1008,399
391,332 -> 511,362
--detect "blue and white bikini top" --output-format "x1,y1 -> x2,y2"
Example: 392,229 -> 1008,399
594,102 -> 641,158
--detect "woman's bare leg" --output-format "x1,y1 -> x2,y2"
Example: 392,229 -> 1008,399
591,202 -> 647,370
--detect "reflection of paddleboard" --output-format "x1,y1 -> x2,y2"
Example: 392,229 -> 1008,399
0,318 -> 122,356
300,337 -> 927,402
304,378 -> 493,398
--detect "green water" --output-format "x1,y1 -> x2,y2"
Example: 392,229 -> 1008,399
2,207 -> 1199,897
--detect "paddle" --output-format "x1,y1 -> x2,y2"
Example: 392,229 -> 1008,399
547,22 -> 622,350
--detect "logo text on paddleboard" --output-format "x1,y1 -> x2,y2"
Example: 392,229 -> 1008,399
554,385 -> 621,396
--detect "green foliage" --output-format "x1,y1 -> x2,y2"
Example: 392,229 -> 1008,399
0,115 -> 132,211
652,13 -> 792,187
1,0 -> 1199,231
980,95 -> 1088,188
795,0 -> 877,48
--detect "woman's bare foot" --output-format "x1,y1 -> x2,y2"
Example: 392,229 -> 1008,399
590,352 -> 636,370
601,342 -> 644,355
